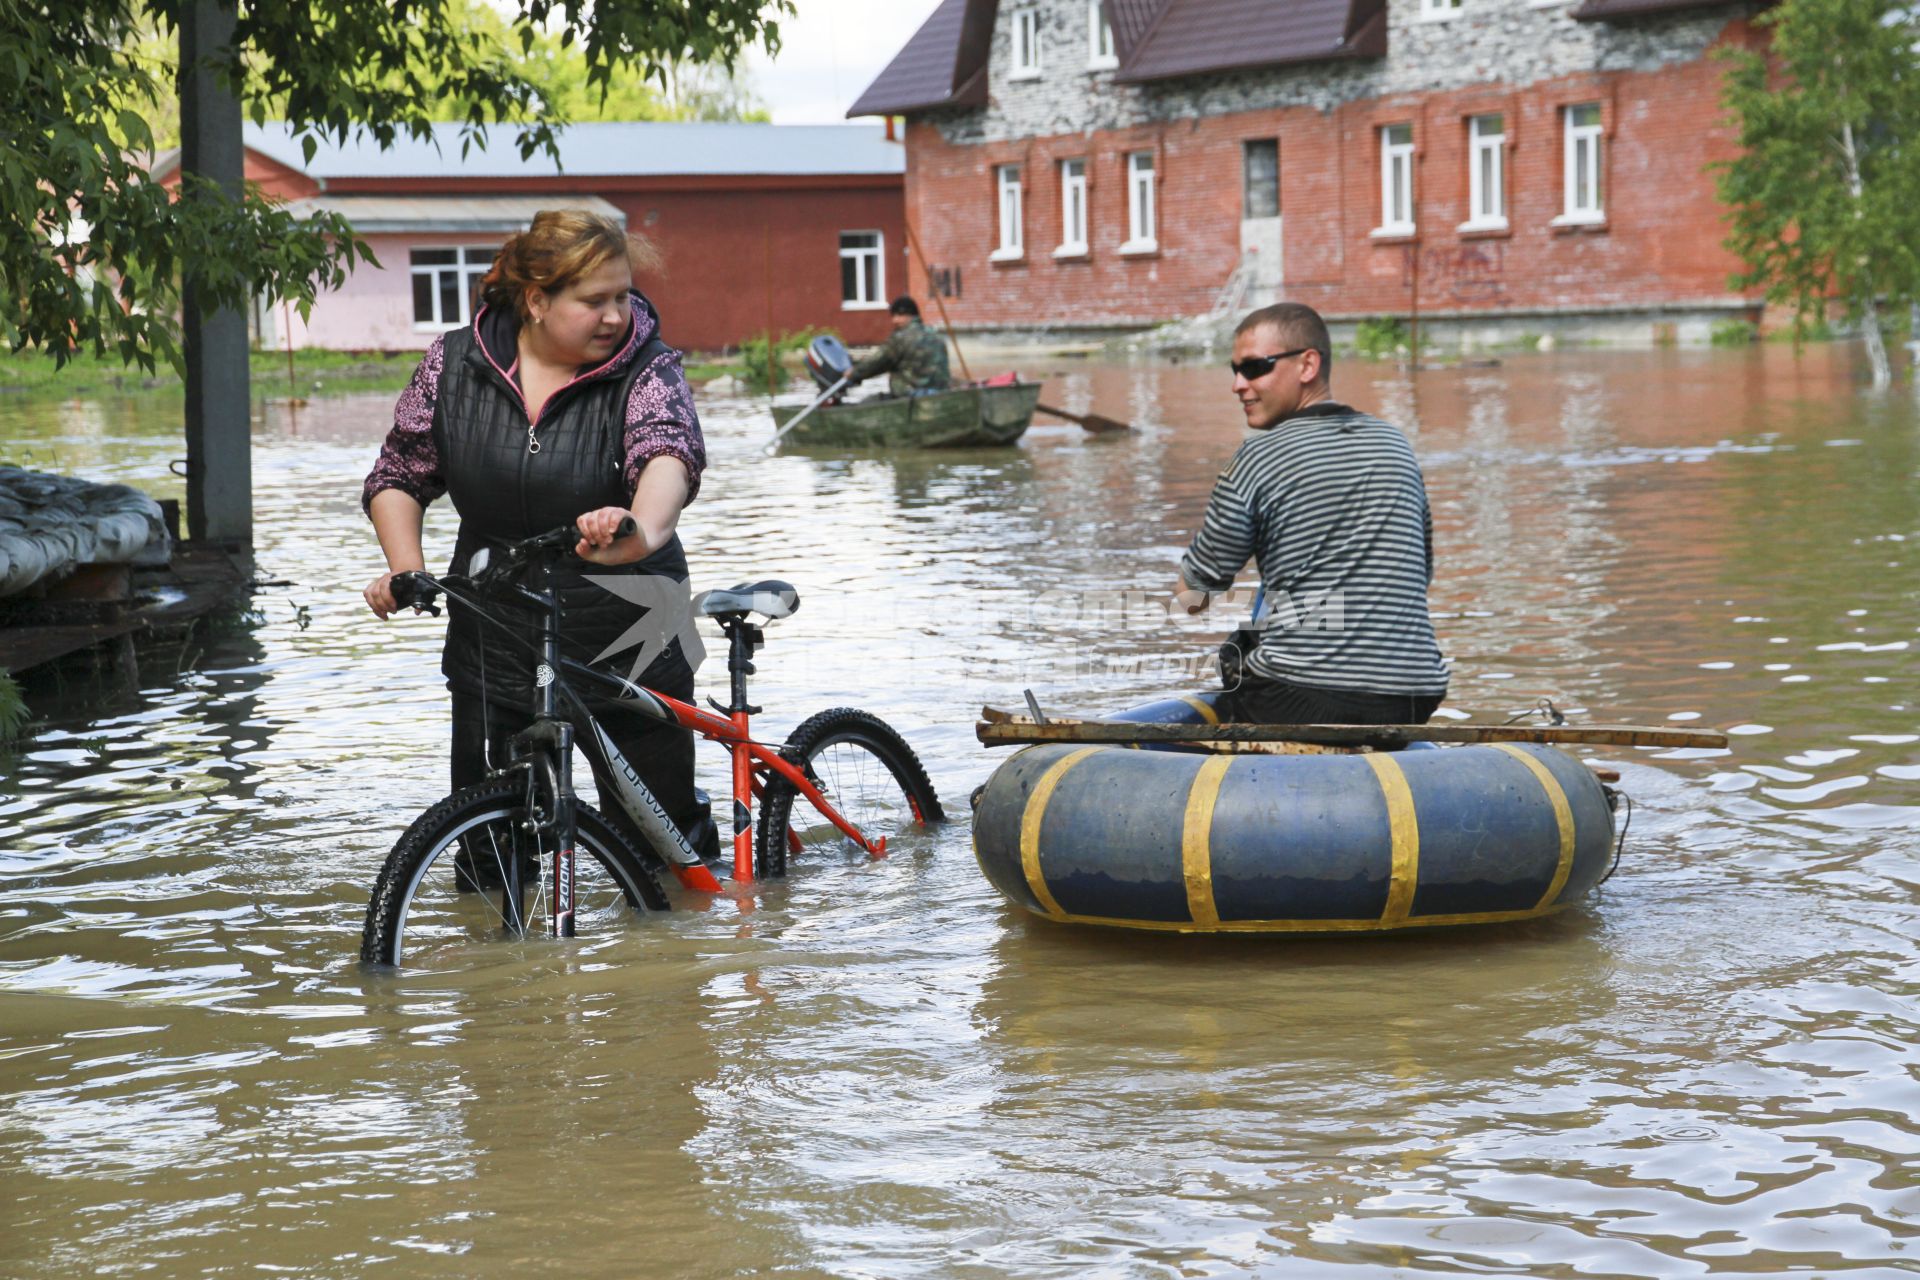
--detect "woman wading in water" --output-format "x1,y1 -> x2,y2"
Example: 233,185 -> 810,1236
361,209 -> 717,877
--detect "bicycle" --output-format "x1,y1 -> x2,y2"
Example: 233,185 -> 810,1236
360,517 -> 945,967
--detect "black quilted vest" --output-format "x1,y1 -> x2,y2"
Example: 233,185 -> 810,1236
435,294 -> 689,710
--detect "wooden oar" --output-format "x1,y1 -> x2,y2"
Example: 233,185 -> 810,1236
763,374 -> 851,455
903,214 -> 974,381
1035,401 -> 1131,434
976,710 -> 1728,751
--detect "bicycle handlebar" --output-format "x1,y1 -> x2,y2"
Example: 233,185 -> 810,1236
388,517 -> 639,615
390,571 -> 441,615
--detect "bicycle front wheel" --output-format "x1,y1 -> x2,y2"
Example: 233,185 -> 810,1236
362,776 -> 669,968
755,707 -> 944,878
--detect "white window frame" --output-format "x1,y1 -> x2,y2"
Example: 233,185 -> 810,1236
410,245 -> 495,330
1011,8 -> 1043,80
1055,158 -> 1089,257
1122,151 -> 1157,254
1461,114 -> 1507,231
992,164 -> 1025,261
1087,0 -> 1117,70
1554,103 -> 1606,226
1374,124 -> 1415,238
839,231 -> 886,310
1420,0 -> 1464,19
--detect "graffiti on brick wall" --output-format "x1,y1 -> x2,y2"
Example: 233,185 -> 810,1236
1402,242 -> 1506,302
926,266 -> 963,300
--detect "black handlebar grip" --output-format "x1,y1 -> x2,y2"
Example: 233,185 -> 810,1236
566,516 -> 638,547
391,571 -> 441,617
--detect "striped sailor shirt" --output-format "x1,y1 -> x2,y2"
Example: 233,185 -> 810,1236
1179,401 -> 1450,697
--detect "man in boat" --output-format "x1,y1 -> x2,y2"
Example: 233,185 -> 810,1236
843,296 -> 952,397
1176,302 -> 1450,726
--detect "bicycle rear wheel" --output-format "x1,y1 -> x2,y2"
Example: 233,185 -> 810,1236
362,776 -> 669,967
754,707 -> 944,878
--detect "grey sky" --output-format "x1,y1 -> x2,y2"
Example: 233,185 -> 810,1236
747,0 -> 943,123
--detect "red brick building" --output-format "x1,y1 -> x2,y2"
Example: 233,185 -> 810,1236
852,0 -> 1766,344
156,122 -> 907,354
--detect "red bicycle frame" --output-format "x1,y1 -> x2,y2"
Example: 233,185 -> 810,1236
655,688 -> 886,882
401,539 -> 890,910
556,613 -> 885,888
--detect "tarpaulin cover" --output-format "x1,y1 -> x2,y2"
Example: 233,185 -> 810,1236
0,467 -> 169,598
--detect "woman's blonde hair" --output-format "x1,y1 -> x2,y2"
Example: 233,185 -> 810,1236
479,209 -> 661,320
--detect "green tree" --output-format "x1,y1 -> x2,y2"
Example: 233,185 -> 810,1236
356,0 -> 771,123
106,1 -> 769,151
1716,0 -> 1920,389
4,0 -> 788,370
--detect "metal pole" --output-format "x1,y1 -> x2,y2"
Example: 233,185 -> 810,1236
180,0 -> 252,548
763,202 -> 778,397
283,301 -> 297,400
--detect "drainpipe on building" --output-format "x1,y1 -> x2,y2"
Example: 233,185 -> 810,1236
1408,240 -> 1421,370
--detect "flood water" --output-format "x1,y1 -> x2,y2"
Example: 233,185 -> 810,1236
2,344 -> 1917,1277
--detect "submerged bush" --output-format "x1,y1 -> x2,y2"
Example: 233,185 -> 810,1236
1711,319 -> 1759,347
0,673 -> 27,745
1352,316 -> 1411,361
1765,314 -> 1836,344
738,328 -> 825,395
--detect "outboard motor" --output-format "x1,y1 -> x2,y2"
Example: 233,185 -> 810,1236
805,334 -> 852,396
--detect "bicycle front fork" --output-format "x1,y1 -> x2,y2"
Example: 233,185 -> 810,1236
507,719 -> 579,938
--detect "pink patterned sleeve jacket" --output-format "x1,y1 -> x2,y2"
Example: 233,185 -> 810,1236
361,332 -> 708,515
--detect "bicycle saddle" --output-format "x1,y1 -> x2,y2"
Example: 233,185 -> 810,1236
698,580 -> 800,620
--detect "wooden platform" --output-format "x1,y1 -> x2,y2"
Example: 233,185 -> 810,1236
0,542 -> 251,677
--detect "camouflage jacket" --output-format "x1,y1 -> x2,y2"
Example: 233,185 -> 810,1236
848,320 -> 952,395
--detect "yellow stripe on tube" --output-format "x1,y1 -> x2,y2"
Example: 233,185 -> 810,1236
1181,755 -> 1233,926
1492,743 -> 1577,910
1019,747 -> 1105,919
1363,753 -> 1421,924
1179,695 -> 1221,725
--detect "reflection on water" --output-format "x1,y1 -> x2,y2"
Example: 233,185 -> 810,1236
2,345 -> 1918,1276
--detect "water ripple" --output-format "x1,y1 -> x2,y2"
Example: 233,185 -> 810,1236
1,348 -> 1917,1276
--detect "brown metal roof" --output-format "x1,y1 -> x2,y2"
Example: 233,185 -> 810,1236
1572,0 -> 1740,18
847,0 -> 994,117
1115,0 -> 1386,83
854,0 -> 1387,118
1105,0 -> 1167,58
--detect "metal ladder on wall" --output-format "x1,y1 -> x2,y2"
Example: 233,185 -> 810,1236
1126,251 -> 1263,355
1204,252 -> 1257,323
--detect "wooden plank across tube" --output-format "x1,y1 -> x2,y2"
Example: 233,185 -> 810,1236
976,709 -> 1728,751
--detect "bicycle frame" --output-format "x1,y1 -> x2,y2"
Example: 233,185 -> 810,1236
421,549 -> 888,922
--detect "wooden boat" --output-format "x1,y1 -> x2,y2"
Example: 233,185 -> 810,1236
770,381 -> 1040,449
971,692 -> 1622,935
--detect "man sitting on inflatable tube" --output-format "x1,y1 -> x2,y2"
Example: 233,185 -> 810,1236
1175,302 -> 1450,727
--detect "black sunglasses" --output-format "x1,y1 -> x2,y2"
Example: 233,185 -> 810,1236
1229,348 -> 1312,380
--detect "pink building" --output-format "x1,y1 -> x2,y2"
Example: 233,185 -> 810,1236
153,122 -> 908,354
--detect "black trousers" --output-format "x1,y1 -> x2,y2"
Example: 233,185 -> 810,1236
1222,676 -> 1444,727
450,682 -> 709,858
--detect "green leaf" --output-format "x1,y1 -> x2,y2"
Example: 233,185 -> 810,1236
3,0 -> 783,372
